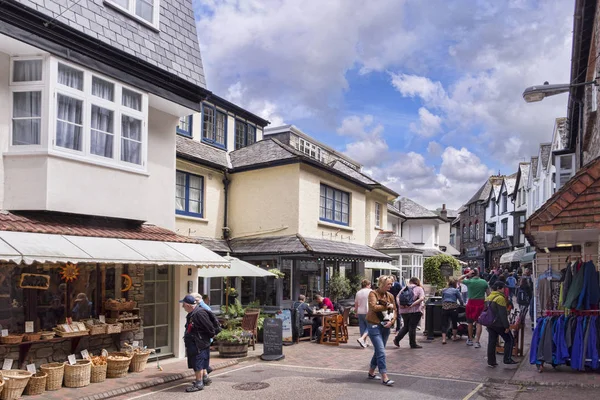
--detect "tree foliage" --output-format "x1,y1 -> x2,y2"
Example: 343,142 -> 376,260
327,274 -> 352,302
423,254 -> 461,289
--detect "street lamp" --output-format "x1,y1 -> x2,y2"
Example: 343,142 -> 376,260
522,79 -> 598,103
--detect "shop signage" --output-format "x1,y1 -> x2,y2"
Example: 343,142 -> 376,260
25,321 -> 34,333
99,315 -> 106,323
68,354 -> 76,365
26,364 -> 36,374
276,310 -> 293,345
260,318 -> 284,361
19,273 -> 50,290
485,237 -> 512,251
467,247 -> 482,258
440,263 -> 453,277
2,359 -> 13,370
81,350 -> 89,359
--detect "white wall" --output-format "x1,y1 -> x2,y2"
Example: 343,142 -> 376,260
402,220 -> 438,248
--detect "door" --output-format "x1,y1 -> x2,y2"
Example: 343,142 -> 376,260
143,266 -> 172,356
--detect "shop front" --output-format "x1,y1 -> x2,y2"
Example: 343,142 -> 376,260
463,245 -> 485,271
485,236 -> 513,271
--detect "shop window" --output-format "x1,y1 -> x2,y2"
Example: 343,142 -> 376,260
143,265 -> 171,353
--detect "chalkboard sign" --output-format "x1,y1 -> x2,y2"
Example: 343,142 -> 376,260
440,263 -> 454,277
260,318 -> 285,361
19,274 -> 50,290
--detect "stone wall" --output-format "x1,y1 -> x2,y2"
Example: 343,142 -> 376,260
118,264 -> 145,349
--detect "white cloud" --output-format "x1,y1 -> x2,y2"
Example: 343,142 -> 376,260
427,141 -> 443,156
410,107 -> 443,137
440,147 -> 492,182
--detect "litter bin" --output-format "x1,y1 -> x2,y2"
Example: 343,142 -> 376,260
424,296 -> 443,340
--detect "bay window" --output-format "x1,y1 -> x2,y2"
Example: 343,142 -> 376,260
555,154 -> 575,190
9,57 -> 148,170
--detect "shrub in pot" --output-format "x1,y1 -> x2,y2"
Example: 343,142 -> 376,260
215,328 -> 251,358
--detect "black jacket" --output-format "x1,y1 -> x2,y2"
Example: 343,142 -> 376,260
184,306 -> 220,351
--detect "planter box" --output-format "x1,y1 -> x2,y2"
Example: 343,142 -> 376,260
218,342 -> 248,358
349,316 -> 359,326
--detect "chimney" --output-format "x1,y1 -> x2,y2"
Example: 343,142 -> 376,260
440,204 -> 448,221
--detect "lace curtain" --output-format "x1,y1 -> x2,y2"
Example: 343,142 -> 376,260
91,106 -> 114,158
13,60 -> 42,82
12,91 -> 41,145
56,94 -> 83,150
58,64 -> 83,90
92,77 -> 114,101
176,172 -> 186,211
121,115 -> 141,164
122,89 -> 141,111
187,175 -> 202,214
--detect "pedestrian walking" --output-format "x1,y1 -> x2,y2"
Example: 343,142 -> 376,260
506,273 -> 517,301
485,282 -> 518,367
393,277 -> 425,349
355,279 -> 372,348
441,277 -> 464,344
190,293 -> 215,378
460,268 -> 489,348
366,275 -> 397,386
180,294 -> 220,392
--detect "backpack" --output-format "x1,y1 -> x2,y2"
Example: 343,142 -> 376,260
398,285 -> 415,307
516,288 -> 531,306
477,301 -> 496,327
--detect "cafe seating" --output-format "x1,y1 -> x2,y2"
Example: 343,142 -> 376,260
297,323 -> 312,343
241,311 -> 260,350
320,314 -> 348,346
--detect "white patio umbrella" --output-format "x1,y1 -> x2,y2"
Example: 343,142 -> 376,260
197,255 -> 277,312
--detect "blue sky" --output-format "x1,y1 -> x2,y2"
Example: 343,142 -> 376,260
193,0 -> 573,209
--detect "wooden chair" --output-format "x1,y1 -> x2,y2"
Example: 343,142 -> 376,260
241,311 -> 260,350
320,315 -> 348,346
297,323 -> 312,343
340,307 -> 350,341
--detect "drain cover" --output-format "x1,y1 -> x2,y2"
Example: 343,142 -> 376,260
232,382 -> 270,391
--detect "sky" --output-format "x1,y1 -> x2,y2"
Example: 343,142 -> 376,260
193,0 -> 574,210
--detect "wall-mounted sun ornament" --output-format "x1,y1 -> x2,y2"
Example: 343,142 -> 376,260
59,263 -> 80,282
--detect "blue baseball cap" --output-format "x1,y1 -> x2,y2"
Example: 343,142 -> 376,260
179,295 -> 196,305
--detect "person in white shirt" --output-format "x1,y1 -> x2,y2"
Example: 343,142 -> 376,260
355,279 -> 372,348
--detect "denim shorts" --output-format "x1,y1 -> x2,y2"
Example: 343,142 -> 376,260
187,347 -> 210,371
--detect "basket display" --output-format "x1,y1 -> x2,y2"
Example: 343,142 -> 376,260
1,370 -> 32,400
106,323 -> 122,334
129,351 -> 152,373
53,328 -> 89,338
23,332 -> 41,342
64,359 -> 91,388
106,352 -> 133,378
0,335 -> 23,345
23,372 -> 46,396
90,363 -> 107,383
84,321 -> 107,335
105,299 -> 136,311
40,331 -> 55,340
40,362 -> 64,391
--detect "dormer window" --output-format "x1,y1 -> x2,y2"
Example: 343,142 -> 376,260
104,0 -> 160,29
234,120 -> 256,150
297,137 -> 325,162
201,104 -> 226,149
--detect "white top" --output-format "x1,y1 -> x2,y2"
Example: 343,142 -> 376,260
354,288 -> 372,315
460,283 -> 468,293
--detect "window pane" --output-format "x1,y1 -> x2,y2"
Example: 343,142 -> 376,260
189,188 -> 201,202
143,327 -> 155,349
13,60 -> 42,82
247,125 -> 256,145
156,325 -> 169,347
156,303 -> 168,325
56,94 -> 83,151
121,115 -> 142,164
235,122 -> 245,149
122,88 -> 142,110
189,200 -> 201,214
90,105 -> 114,158
92,77 -> 114,101
202,107 -> 215,140
12,91 -> 41,145
189,175 -> 202,190
143,305 -> 155,326
560,155 -> 573,170
135,0 -> 154,22
58,63 -> 83,90
216,112 -> 226,144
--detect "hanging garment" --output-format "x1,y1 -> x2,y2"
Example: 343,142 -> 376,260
536,318 -> 549,363
558,283 -> 565,310
540,317 -> 555,364
587,316 -> 599,369
562,263 -> 573,306
553,315 -> 570,365
565,266 -> 585,309
538,279 -> 552,312
572,317 -> 585,371
530,317 -> 543,365
577,262 -> 600,310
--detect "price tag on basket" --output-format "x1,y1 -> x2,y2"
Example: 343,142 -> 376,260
99,315 -> 106,323
26,364 -> 36,374
2,359 -> 13,370
101,349 -> 108,357
1,330 -> 8,337
68,354 -> 76,365
132,341 -> 139,347
25,321 -> 34,333
81,349 -> 89,359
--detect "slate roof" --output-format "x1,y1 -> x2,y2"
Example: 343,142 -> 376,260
372,231 -> 421,251
387,203 -> 403,217
193,237 -> 231,253
505,173 -> 517,196
531,156 -> 539,178
518,163 -> 530,188
0,211 -> 199,243
176,136 -> 229,169
431,208 -> 458,219
422,248 -> 443,257
20,0 -> 206,87
396,197 -> 439,219
229,139 -> 398,196
442,243 -> 460,256
540,143 -> 552,171
554,117 -> 569,150
228,234 -> 391,261
465,179 -> 492,205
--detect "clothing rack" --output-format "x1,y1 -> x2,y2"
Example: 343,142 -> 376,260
544,310 -> 600,317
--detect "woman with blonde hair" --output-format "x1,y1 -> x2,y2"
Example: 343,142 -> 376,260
366,275 -> 397,386
393,277 -> 425,349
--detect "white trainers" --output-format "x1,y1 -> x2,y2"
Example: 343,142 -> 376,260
466,339 -> 473,346
474,342 -> 481,348
357,338 -> 366,348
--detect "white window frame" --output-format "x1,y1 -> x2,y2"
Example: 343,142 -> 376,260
555,153 -> 576,190
8,56 -> 148,174
593,85 -> 598,113
374,202 -> 381,228
103,0 -> 160,30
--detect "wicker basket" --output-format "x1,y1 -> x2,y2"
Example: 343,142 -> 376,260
128,351 -> 152,373
106,323 -> 122,334
23,332 -> 41,342
90,363 -> 107,383
106,352 -> 133,378
1,370 -> 32,400
40,362 -> 64,391
23,372 -> 46,396
40,331 -> 55,340
84,322 -> 106,336
105,299 -> 135,311
53,328 -> 89,338
63,359 -> 91,388
0,335 -> 23,345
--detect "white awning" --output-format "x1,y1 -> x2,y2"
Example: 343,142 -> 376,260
197,256 -> 276,278
364,262 -> 401,271
0,231 -> 229,267
499,248 -> 527,264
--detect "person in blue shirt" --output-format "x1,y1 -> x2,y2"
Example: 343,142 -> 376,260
440,278 -> 464,344
506,272 -> 517,300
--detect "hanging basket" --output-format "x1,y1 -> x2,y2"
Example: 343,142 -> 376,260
23,372 -> 46,396
1,370 -> 32,400
90,363 -> 107,383
64,359 -> 91,388
106,352 -> 133,378
40,362 -> 64,391
128,351 -> 152,373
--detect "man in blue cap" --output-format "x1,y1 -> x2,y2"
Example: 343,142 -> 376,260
180,294 -> 220,392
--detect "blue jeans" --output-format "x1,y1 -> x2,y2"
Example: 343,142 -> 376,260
358,314 -> 368,336
367,323 -> 390,374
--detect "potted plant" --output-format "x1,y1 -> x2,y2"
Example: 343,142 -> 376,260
225,287 -> 238,306
215,328 -> 251,358
348,307 -> 359,326
327,274 -> 351,302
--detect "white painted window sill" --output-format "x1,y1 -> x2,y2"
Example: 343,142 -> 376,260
317,220 -> 354,232
176,215 -> 209,223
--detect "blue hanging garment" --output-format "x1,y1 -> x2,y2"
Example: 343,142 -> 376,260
530,317 -> 544,365
588,316 -> 599,369
571,317 -> 585,371
553,315 -> 569,365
